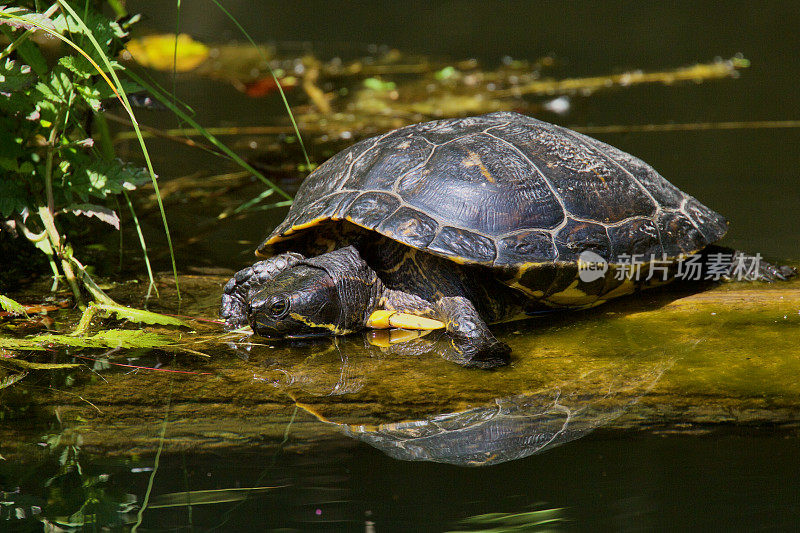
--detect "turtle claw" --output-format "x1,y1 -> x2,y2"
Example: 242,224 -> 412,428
433,295 -> 512,369
724,251 -> 798,282
446,337 -> 511,369
758,263 -> 797,282
220,276 -> 250,328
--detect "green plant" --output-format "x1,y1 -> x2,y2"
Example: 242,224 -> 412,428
0,2 -> 300,306
0,2 -> 160,306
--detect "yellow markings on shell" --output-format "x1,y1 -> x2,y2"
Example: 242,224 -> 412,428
258,215 -> 344,256
462,150 -> 495,183
506,280 -> 546,299
366,310 -> 445,330
543,280 -> 598,306
510,261 -> 552,282
382,248 -> 417,274
601,279 -> 636,300
291,217 -> 328,231
444,253 -> 471,265
504,262 -> 553,297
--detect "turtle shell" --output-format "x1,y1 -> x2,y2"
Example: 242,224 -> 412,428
258,112 -> 727,268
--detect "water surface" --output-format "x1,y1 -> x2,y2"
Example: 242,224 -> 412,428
2,2 -> 799,531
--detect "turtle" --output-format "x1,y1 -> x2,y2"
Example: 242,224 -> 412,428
220,111 -> 794,368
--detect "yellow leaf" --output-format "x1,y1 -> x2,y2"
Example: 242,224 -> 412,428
124,33 -> 209,72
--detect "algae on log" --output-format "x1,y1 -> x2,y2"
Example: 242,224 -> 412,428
0,277 -> 798,464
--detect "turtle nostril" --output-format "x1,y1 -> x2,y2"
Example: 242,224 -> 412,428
247,300 -> 265,320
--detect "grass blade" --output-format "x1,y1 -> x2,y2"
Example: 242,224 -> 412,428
125,69 -> 292,200
208,0 -> 310,169
147,486 -> 284,509
54,0 -> 182,302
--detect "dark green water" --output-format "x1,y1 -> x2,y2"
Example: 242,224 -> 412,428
124,0 -> 800,268
7,431 -> 800,531
2,2 -> 800,531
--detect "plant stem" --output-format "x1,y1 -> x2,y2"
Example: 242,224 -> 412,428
15,217 -> 62,290
67,256 -> 115,306
37,206 -> 84,308
43,105 -> 67,216
97,111 -> 158,300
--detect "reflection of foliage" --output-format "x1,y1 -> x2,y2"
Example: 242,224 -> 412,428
0,426 -> 137,530
42,428 -> 137,530
452,507 -> 570,532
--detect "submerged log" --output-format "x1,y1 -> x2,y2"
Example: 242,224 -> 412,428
1,276 -> 798,463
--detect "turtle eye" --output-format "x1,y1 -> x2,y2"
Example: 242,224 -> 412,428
266,297 -> 290,318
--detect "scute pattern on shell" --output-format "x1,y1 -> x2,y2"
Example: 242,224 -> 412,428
259,112 -> 727,266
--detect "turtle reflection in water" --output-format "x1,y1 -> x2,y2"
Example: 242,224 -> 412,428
221,112 -> 794,368
318,379 -> 664,467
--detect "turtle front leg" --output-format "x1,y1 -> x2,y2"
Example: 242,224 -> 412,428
220,252 -> 304,328
435,296 -> 511,369
372,290 -> 510,368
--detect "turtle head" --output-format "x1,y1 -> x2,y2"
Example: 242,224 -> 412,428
247,246 -> 382,338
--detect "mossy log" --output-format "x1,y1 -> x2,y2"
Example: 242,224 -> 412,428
1,277 -> 798,462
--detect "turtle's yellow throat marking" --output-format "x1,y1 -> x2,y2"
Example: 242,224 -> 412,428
289,313 -> 347,335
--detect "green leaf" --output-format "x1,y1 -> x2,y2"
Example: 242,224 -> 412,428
69,159 -> 150,199
47,65 -> 74,100
0,118 -> 25,159
30,330 -> 172,349
81,330 -> 173,348
94,303 -> 187,327
0,294 -> 26,315
456,508 -> 568,529
0,85 -> 36,116
0,58 -> 37,92
52,7 -> 127,64
64,203 -> 120,229
0,178 -> 29,218
75,82 -> 103,111
0,370 -> 27,390
0,337 -> 44,350
57,55 -> 94,79
34,80 -> 63,104
15,39 -> 48,78
0,358 -> 80,370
